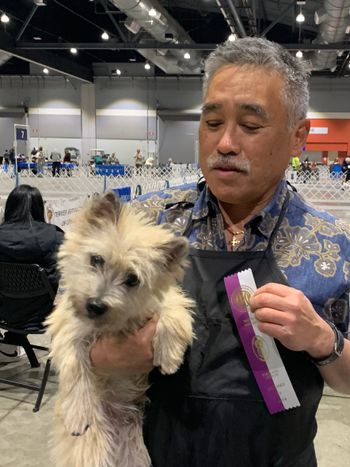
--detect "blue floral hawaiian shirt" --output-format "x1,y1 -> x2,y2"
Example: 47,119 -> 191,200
135,179 -> 350,333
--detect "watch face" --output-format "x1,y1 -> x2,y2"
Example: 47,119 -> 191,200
325,298 -> 348,325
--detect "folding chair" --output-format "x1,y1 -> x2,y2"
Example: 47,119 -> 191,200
0,262 -> 56,412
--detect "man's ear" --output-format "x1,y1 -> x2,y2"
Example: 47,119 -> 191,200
291,119 -> 310,157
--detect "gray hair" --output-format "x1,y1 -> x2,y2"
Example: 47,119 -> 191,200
203,37 -> 311,130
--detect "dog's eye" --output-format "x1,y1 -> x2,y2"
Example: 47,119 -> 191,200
124,273 -> 139,287
90,255 -> 105,268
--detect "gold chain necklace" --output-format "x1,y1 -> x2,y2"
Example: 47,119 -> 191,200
218,201 -> 245,249
226,225 -> 245,248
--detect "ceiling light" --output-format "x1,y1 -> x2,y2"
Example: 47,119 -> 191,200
101,31 -> 109,41
129,58 -> 136,62
33,0 -> 47,5
1,13 -> 9,23
184,52 -> 191,60
116,69 -> 121,75
43,67 -> 49,74
149,8 -> 157,17
296,12 -> 305,23
348,62 -> 350,69
70,47 -> 78,54
228,33 -> 237,42
144,62 -> 151,70
296,50 -> 303,59
33,36 -> 42,40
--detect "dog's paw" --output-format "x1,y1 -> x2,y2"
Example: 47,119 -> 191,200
153,318 -> 193,375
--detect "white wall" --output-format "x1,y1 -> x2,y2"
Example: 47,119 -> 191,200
29,138 -> 82,158
1,75 -> 350,165
96,139 -> 157,165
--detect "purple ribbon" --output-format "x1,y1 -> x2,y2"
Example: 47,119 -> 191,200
224,274 -> 285,414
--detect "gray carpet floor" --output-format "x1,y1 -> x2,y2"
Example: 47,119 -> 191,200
0,333 -> 349,467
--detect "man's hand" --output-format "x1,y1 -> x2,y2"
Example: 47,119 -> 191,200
249,283 -> 334,359
90,319 -> 157,374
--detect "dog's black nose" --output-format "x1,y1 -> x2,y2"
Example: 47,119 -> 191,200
86,298 -> 108,316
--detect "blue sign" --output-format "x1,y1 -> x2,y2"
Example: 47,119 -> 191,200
112,186 -> 131,202
95,164 -> 125,176
16,127 -> 28,141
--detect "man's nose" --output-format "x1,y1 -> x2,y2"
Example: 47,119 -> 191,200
217,125 -> 240,156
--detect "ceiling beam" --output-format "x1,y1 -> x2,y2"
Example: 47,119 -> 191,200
16,5 -> 39,41
225,0 -> 247,37
0,32 -> 93,83
16,41 -> 350,51
261,1 -> 294,37
98,0 -> 127,43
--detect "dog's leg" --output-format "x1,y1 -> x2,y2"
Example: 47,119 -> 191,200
57,345 -> 99,436
153,289 -> 194,375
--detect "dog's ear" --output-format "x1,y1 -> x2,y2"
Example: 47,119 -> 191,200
158,236 -> 189,272
87,192 -> 121,225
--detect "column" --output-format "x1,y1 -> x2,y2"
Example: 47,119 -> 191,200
81,83 -> 96,164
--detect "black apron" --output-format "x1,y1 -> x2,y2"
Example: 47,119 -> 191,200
144,193 -> 324,467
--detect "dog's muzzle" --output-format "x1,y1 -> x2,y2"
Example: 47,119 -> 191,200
86,298 -> 108,317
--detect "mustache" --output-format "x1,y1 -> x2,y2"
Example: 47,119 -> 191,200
206,154 -> 251,174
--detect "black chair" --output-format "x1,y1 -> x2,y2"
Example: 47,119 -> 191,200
0,262 -> 56,412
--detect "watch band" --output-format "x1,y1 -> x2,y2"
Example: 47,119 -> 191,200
311,322 -> 345,367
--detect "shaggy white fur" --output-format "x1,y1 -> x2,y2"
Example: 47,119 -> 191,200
46,192 -> 194,467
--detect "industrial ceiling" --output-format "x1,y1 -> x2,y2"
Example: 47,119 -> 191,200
0,0 -> 349,82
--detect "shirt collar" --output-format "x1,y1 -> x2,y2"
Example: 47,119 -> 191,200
192,179 -> 289,237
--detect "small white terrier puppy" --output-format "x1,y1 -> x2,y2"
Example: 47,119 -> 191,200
46,192 -> 194,467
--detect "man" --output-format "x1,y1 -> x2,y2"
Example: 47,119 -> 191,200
36,146 -> 45,176
134,148 -> 144,173
91,37 -> 350,466
50,149 -> 62,177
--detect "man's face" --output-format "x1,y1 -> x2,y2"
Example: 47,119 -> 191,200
199,65 -> 309,208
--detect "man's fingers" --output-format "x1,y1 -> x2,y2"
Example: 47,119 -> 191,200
253,307 -> 290,326
253,282 -> 295,298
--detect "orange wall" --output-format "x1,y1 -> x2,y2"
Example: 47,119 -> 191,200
306,119 -> 350,154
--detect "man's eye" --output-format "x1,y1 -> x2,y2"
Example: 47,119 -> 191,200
206,120 -> 222,129
90,255 -> 105,268
241,123 -> 261,131
124,273 -> 140,287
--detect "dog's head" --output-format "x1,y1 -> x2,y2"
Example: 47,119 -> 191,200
58,192 -> 189,330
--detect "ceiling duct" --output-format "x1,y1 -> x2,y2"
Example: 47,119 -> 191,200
0,51 -> 12,67
312,0 -> 350,71
110,0 -> 202,74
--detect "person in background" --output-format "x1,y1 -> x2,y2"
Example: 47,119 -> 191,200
9,147 -> 15,166
0,185 -> 64,363
0,149 -> 7,165
291,154 -> 301,180
3,149 -> 10,165
134,148 -> 144,173
144,154 -> 155,168
329,158 -> 343,180
36,146 -> 45,177
109,152 -> 120,164
63,150 -> 72,176
50,149 -> 62,177
341,156 -> 350,185
90,36 -> 350,467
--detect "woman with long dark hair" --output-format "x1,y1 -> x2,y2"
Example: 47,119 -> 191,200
0,184 -> 64,362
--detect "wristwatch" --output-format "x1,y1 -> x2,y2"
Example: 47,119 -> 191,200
311,321 -> 345,366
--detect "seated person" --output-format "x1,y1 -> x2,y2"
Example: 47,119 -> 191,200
0,185 -> 64,361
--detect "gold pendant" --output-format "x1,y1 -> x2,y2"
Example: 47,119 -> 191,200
231,236 -> 242,248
